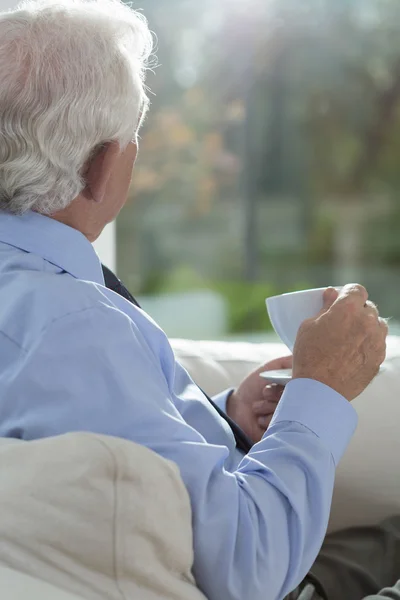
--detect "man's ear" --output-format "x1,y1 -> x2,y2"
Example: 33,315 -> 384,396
82,141 -> 121,203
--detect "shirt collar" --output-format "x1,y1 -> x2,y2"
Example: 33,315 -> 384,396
0,210 -> 105,285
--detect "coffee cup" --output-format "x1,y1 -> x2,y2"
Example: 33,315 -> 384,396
266,287 -> 340,351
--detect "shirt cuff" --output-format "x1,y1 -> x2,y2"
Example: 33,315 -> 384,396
270,378 -> 358,466
212,389 -> 234,414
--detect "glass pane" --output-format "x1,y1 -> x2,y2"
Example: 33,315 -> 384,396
117,0 -> 400,340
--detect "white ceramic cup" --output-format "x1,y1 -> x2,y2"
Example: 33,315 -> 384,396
266,287 -> 340,351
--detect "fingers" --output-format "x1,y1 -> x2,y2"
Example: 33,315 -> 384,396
379,317 -> 389,334
255,384 -> 285,434
253,399 -> 273,415
360,302 -> 388,342
322,287 -> 339,310
364,300 -> 379,322
323,284 -> 371,323
377,318 -> 388,361
337,283 -> 369,307
294,282 -> 387,401
262,384 -> 284,400
320,284 -> 372,317
364,302 -> 388,334
253,384 -> 284,415
365,300 -> 378,313
257,414 -> 273,430
363,305 -> 387,364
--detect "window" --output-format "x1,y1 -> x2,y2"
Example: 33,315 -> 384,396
117,0 -> 400,340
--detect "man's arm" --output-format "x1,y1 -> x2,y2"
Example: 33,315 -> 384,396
10,305 -> 356,600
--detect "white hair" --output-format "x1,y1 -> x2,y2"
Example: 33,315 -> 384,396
0,0 -> 153,215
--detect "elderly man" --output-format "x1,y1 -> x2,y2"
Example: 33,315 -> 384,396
0,1 -> 398,599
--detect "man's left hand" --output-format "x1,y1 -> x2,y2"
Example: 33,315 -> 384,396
227,356 -> 292,444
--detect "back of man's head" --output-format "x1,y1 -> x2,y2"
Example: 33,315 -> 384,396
0,0 -> 153,215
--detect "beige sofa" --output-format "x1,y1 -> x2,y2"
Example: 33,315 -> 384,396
1,336 -> 400,599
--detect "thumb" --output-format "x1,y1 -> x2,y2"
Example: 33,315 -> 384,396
321,287 -> 339,312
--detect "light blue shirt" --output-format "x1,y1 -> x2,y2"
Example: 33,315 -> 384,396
0,211 -> 357,600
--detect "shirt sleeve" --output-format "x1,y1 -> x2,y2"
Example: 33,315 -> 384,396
11,306 -> 358,600
212,388 -> 234,413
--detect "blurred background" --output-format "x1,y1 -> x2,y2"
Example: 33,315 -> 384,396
116,0 -> 400,340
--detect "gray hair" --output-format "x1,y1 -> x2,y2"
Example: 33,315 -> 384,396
0,0 -> 153,215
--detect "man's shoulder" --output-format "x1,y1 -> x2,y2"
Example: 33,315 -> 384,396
0,269 -> 120,350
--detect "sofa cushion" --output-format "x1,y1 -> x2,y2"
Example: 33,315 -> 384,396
0,434 -> 206,600
171,338 -> 286,396
171,336 -> 400,533
329,352 -> 400,532
0,565 -> 85,600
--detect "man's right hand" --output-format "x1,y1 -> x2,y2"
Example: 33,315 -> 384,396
292,284 -> 388,401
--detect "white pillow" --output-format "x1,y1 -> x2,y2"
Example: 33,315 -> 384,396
0,565 -> 85,600
0,433 -> 206,600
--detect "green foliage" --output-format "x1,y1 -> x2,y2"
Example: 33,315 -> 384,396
364,206 -> 400,265
140,265 -> 313,334
219,280 -> 315,333
307,214 -> 335,263
142,266 -> 206,295
213,281 -> 278,334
